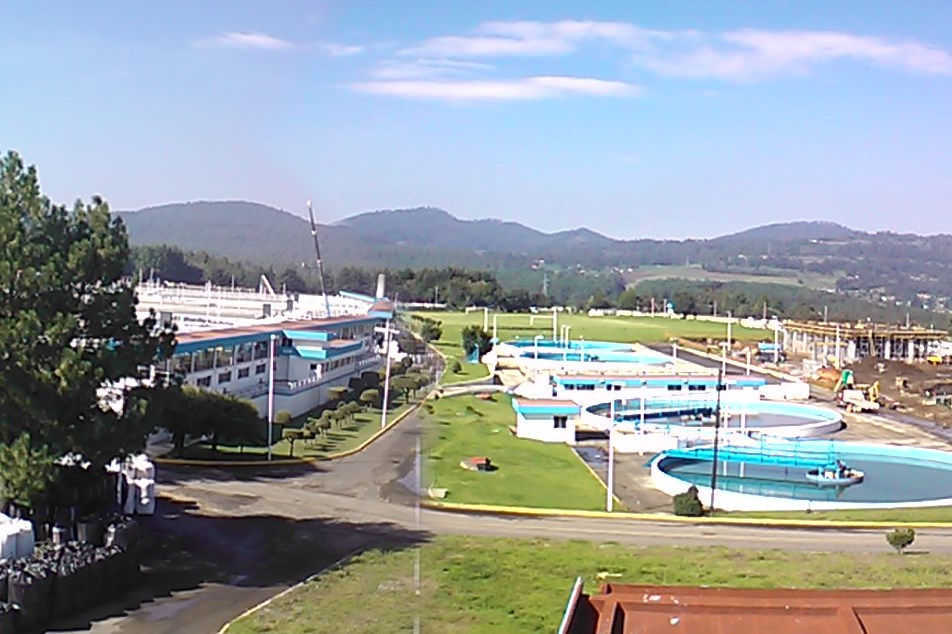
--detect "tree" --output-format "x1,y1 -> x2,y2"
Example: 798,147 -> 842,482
327,386 -> 349,404
672,486 -> 704,517
886,528 -> 915,554
282,428 -> 304,457
152,386 -> 260,456
449,360 -> 463,374
390,375 -> 418,404
360,388 -> 380,408
460,325 -> 493,359
0,151 -> 176,511
420,320 -> 442,343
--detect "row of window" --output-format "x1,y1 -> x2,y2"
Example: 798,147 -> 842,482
173,340 -> 271,373
560,383 -> 716,392
194,362 -> 269,388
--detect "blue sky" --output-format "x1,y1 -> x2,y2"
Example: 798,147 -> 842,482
2,1 -> 952,238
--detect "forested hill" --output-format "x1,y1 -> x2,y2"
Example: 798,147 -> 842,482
117,201 -> 952,311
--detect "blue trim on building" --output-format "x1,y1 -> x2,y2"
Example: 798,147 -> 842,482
512,401 -> 581,416
284,330 -> 335,342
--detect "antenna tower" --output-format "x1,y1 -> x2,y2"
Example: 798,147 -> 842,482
306,200 -> 332,317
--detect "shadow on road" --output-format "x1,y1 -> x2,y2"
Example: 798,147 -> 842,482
48,495 -> 431,633
158,460 -> 328,484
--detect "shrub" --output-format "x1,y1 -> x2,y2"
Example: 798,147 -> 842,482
673,486 -> 704,517
274,410 -> 292,426
886,528 -> 915,554
449,360 -> 463,374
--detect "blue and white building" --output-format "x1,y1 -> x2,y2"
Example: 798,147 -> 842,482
163,315 -> 385,417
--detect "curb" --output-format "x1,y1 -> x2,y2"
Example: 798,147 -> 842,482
572,448 -> 624,510
217,545 -> 367,633
156,401 -> 424,468
421,500 -> 952,530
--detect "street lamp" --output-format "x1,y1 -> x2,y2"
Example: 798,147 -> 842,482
381,319 -> 395,429
492,313 -> 499,341
267,333 -> 277,462
580,336 -> 586,363
606,399 -> 616,512
534,334 -> 544,360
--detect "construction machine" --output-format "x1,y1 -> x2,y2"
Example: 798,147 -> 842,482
833,370 -> 881,413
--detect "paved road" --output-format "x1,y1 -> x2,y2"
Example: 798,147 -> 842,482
62,393 -> 952,633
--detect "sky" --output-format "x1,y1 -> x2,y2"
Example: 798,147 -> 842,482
2,1 -> 952,239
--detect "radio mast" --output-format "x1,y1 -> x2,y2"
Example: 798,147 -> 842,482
306,200 -> 332,317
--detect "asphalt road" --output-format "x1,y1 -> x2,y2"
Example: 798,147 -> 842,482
59,387 -> 952,633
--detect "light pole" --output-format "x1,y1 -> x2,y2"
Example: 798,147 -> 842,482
381,319 -> 394,429
671,340 -> 678,364
552,307 -> 558,342
606,398 -> 616,512
534,334 -> 543,360
482,307 -> 489,332
726,310 -> 733,351
580,336 -> 586,363
746,348 -> 752,375
708,369 -> 725,513
267,333 -> 277,462
775,325 -> 781,365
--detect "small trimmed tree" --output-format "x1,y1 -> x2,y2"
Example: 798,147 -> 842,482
327,386 -> 349,404
282,428 -> 304,457
420,321 -> 442,343
449,359 -> 463,374
673,486 -> 704,517
360,388 -> 380,409
886,528 -> 915,554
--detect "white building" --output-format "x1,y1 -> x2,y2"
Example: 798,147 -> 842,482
163,315 -> 385,418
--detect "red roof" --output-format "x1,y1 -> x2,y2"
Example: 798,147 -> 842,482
565,584 -> 952,634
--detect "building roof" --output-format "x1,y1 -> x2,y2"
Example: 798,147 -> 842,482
175,315 -> 377,346
563,583 -> 952,634
784,319 -> 947,338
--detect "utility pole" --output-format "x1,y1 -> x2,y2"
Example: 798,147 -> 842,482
606,399 -> 615,512
708,369 -> 724,513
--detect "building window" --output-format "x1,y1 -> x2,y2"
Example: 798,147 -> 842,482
255,363 -> 267,375
553,416 -> 568,429
218,371 -> 232,383
688,384 -> 706,392
310,363 -> 318,372
253,341 -> 269,360
196,376 -> 211,388
237,368 -> 250,379
667,384 -> 682,391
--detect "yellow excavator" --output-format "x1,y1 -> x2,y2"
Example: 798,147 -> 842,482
833,370 -> 881,413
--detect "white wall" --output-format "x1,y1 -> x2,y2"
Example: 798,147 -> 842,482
516,413 -> 577,445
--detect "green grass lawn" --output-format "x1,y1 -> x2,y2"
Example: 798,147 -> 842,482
422,394 -> 606,510
415,311 -> 766,386
182,402 -> 416,461
730,507 -> 952,524
626,264 -> 839,291
229,534 -> 952,634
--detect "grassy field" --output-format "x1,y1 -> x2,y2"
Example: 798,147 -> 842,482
731,507 -> 952,523
229,534 -> 952,634
422,394 -> 607,510
182,402 -> 415,461
418,310 -> 765,369
625,264 -> 839,291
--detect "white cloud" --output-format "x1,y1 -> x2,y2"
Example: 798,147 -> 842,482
396,20 -> 952,80
402,19 -> 669,58
193,32 -> 293,51
320,42 -> 364,57
350,76 -> 639,101
642,30 -> 952,79
369,58 -> 493,80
